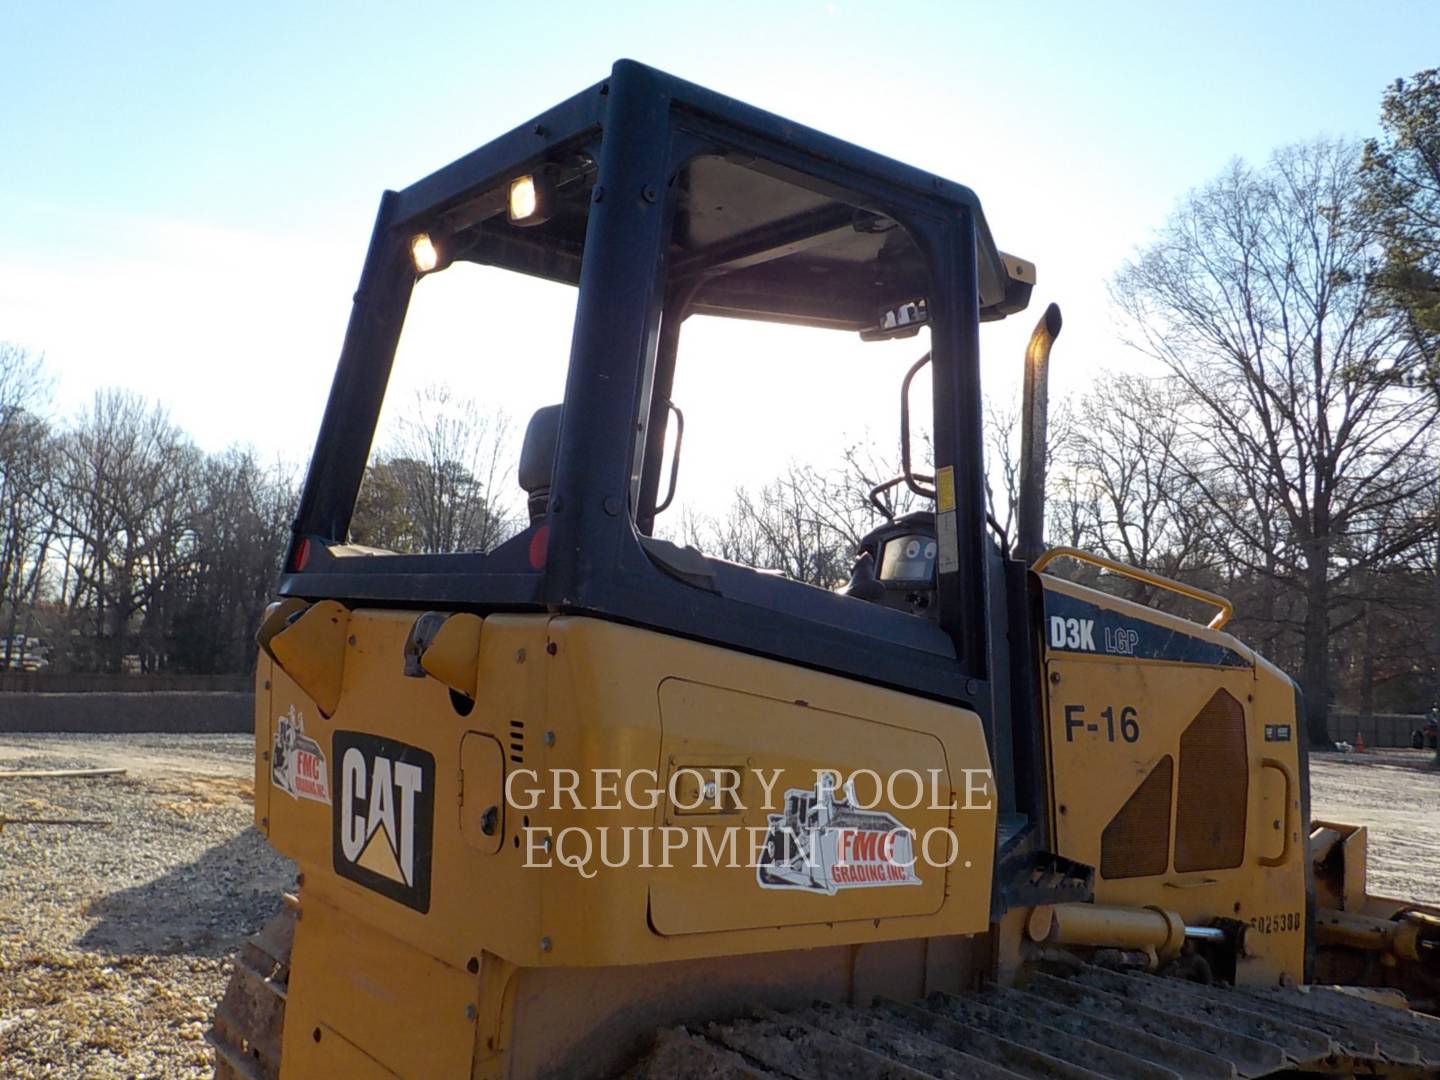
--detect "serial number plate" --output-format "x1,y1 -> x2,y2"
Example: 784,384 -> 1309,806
1248,911 -> 1302,934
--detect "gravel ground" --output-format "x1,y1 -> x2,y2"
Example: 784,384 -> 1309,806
0,734 -> 295,1079
0,735 -> 1434,1078
1310,747 -> 1440,907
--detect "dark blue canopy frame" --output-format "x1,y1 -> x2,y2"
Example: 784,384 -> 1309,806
282,59 -> 1021,720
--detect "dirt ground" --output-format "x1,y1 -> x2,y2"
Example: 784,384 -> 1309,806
0,736 -> 1435,1078
1310,747 -> 1440,906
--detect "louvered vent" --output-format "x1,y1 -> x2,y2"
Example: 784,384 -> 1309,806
509,719 -> 525,765
1174,688 -> 1248,872
1100,754 -> 1173,879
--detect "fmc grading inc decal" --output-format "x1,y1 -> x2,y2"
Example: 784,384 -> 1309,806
332,732 -> 436,913
270,705 -> 331,804
756,772 -> 921,894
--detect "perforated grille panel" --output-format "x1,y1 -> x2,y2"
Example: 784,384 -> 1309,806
1100,754 -> 1173,879
1174,688 -> 1248,872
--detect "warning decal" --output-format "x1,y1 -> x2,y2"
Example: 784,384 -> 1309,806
935,465 -> 956,513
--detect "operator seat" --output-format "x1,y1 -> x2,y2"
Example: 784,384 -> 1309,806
517,401 -> 720,589
519,404 -> 562,524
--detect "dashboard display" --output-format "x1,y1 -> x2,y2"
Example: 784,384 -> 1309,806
878,533 -> 936,583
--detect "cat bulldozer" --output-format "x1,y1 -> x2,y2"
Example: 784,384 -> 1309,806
211,61 -> 1440,1079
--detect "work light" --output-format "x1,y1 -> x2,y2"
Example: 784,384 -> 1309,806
508,172 -> 555,226
410,232 -> 440,273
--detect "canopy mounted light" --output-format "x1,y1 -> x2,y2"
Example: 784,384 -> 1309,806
409,227 -> 458,275
508,171 -> 556,226
410,232 -> 440,274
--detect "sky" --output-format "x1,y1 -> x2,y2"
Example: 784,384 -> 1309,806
2,1 -> 1437,520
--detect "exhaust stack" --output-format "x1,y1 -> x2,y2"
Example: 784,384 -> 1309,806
1016,303 -> 1062,565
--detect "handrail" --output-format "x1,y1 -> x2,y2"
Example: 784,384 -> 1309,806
1031,546 -> 1234,631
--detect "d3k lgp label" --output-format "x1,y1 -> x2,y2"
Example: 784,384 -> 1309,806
332,732 -> 435,913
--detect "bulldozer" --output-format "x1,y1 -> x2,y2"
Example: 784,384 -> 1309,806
211,60 -> 1440,1078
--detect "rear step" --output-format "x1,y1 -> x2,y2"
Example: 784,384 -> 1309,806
626,964 -> 1440,1079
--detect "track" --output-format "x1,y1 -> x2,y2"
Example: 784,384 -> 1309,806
208,910 -> 1440,1079
208,901 -> 294,1080
629,966 -> 1440,1080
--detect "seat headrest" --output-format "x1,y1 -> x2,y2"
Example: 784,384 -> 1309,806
519,404 -> 562,522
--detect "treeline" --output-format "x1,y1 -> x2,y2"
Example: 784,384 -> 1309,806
0,347 -> 298,675
687,75 -> 1440,745
0,355 -> 525,676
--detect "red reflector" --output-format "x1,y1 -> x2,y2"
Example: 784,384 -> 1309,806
293,537 -> 312,571
528,524 -> 549,570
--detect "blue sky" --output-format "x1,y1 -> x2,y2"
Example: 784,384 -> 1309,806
2,1 -> 1436,505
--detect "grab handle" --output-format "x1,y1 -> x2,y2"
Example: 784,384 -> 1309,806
1258,757 -> 1297,867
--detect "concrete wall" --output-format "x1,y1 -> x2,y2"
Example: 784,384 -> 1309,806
0,673 -> 251,693
0,692 -> 253,734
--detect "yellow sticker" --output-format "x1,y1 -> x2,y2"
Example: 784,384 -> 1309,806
936,466 -> 956,513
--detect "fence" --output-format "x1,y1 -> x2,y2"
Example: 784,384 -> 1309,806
1326,712 -> 1431,749
0,672 -> 252,694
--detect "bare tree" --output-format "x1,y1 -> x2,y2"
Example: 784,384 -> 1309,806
676,440 -> 932,589
1058,375 -> 1215,600
361,386 -> 519,553
750,466 -> 857,587
52,390 -> 199,671
1113,139 -> 1439,745
169,449 -> 297,673
682,466 -> 855,587
988,393 -> 1072,555
678,502 -> 765,569
985,397 -> 1022,549
0,344 -> 56,667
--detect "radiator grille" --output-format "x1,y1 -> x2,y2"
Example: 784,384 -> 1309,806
1174,688 -> 1248,872
1100,754 -> 1173,879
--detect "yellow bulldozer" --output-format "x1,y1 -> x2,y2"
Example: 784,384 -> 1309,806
211,60 -> 1440,1078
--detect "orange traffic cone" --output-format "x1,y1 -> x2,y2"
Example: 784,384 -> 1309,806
1355,730 -> 1366,753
